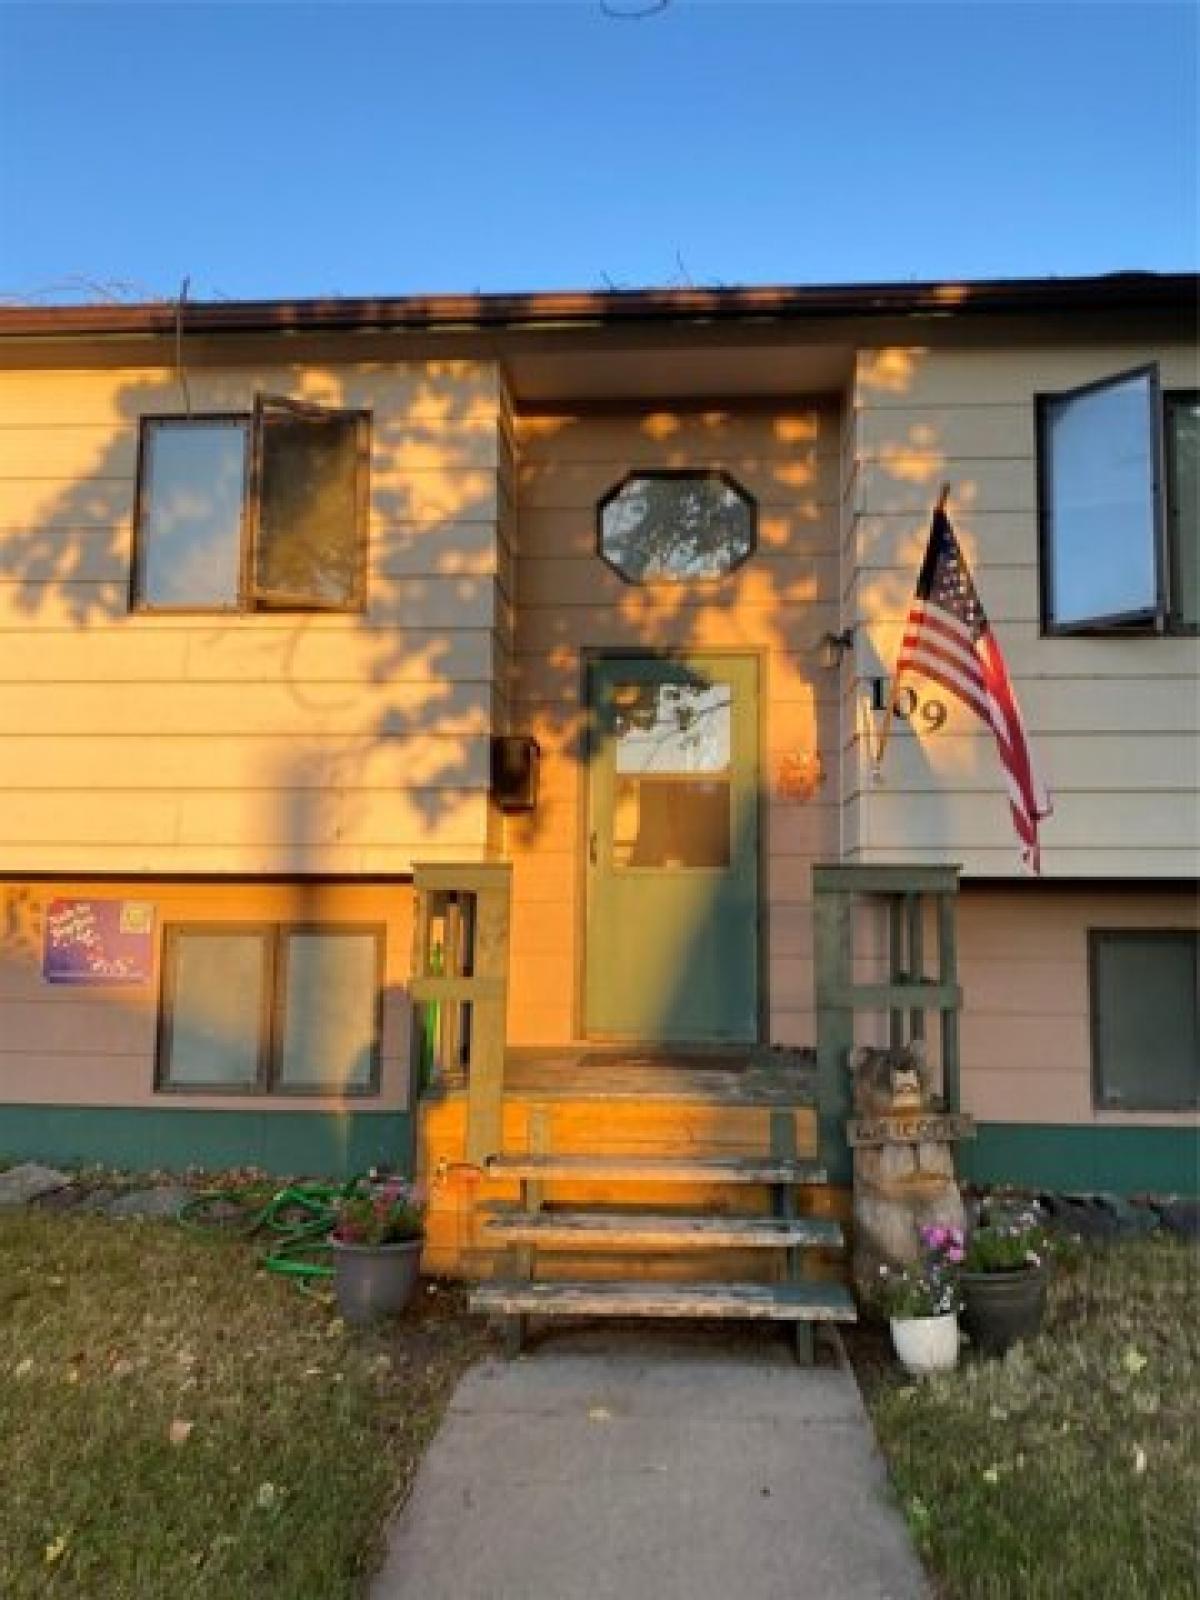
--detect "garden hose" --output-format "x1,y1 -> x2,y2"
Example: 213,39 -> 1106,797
179,1178 -> 365,1286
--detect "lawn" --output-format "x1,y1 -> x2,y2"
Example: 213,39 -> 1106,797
0,1208 -> 490,1599
857,1236 -> 1200,1600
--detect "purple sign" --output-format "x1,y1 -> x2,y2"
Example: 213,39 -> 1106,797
43,899 -> 156,986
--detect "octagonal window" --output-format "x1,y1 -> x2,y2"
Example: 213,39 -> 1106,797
598,471 -> 756,583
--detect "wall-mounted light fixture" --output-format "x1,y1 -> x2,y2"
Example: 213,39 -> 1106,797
819,627 -> 855,671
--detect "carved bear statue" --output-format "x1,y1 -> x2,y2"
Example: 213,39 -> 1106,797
847,1042 -> 966,1299
850,1040 -> 930,1118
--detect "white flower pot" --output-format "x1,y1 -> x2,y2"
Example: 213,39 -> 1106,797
889,1312 -> 960,1375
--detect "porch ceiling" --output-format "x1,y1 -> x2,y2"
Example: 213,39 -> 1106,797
504,334 -> 854,406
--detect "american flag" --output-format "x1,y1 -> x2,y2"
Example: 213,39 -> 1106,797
895,505 -> 1052,873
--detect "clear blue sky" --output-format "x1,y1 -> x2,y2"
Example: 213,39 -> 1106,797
1,1 -> 1196,303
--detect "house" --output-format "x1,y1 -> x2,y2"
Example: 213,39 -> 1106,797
0,274 -> 1195,1294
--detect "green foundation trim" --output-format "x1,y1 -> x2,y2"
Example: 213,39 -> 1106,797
959,1122 -> 1199,1196
0,1105 -> 414,1179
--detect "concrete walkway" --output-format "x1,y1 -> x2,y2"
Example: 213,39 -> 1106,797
370,1323 -> 928,1600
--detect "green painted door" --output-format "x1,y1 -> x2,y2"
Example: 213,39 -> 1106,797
585,655 -> 759,1043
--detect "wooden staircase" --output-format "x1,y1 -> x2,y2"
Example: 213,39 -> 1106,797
470,1149 -> 856,1363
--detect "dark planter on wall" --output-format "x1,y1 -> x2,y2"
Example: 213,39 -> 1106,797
332,1237 -> 423,1325
960,1267 -> 1048,1355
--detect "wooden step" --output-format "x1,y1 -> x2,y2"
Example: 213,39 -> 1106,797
471,1278 -> 857,1347
484,1154 -> 826,1185
481,1210 -> 844,1251
474,1277 -> 856,1322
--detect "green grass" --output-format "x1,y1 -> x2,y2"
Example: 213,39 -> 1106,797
0,1210 -> 490,1599
863,1238 -> 1200,1600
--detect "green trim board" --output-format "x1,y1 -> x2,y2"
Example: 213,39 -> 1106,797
959,1122 -> 1199,1196
0,1105 -> 413,1178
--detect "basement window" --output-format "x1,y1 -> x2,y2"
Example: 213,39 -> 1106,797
156,924 -> 383,1095
1090,931 -> 1200,1111
133,398 -> 370,611
1037,368 -> 1197,634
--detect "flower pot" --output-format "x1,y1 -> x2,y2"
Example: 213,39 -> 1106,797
889,1312 -> 960,1376
332,1236 -> 423,1325
960,1266 -> 1047,1356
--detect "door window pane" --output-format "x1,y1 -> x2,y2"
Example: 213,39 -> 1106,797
254,404 -> 363,606
1041,371 -> 1160,627
612,680 -> 732,868
1167,395 -> 1199,629
277,930 -> 380,1090
137,421 -> 247,607
614,681 -> 732,774
1092,932 -> 1199,1110
161,931 -> 266,1088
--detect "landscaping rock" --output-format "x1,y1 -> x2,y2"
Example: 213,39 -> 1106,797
1151,1198 -> 1200,1240
105,1185 -> 192,1220
1093,1193 -> 1159,1237
0,1163 -> 71,1208
29,1183 -> 90,1212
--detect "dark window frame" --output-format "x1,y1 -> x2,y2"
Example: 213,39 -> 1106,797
155,923 -> 274,1095
1088,928 -> 1200,1113
596,468 -> 758,586
131,399 -> 372,615
1164,388 -> 1200,637
156,921 -> 385,1097
1036,365 -> 1196,637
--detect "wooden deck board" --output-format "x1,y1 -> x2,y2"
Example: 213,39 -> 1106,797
480,1210 -> 844,1250
485,1153 -> 827,1184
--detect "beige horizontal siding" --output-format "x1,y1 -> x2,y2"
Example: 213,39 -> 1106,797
956,886 -> 1199,1127
845,339 -> 1200,877
854,343 -> 1199,407
0,878 -> 414,1111
0,363 -> 500,426
0,358 -> 509,871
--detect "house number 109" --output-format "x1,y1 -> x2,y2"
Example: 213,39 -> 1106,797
892,687 -> 948,732
868,677 -> 948,732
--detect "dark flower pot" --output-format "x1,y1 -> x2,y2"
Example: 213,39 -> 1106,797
961,1266 -> 1048,1356
332,1236 -> 423,1325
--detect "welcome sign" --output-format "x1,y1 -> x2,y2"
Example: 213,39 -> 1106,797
43,900 -> 156,986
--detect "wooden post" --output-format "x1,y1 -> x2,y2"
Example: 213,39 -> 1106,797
906,893 -> 926,1043
888,897 -> 905,1047
813,871 -> 854,1186
411,862 -> 512,1165
466,871 -> 511,1165
938,892 -> 961,1112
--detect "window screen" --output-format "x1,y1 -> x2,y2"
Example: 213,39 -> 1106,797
252,399 -> 364,607
277,930 -> 381,1090
1091,931 -> 1200,1110
159,929 -> 268,1089
135,420 -> 247,608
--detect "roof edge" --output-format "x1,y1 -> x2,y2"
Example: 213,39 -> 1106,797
0,272 -> 1195,342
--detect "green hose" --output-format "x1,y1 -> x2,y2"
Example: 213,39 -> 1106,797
179,1177 -> 364,1285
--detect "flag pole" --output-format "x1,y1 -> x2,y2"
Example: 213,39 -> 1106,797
872,482 -> 952,773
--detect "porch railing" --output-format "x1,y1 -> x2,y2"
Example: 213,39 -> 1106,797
813,863 -> 962,1183
410,862 -> 512,1164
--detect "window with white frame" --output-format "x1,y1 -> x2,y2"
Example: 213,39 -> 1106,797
133,397 -> 369,611
1037,368 -> 1198,634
